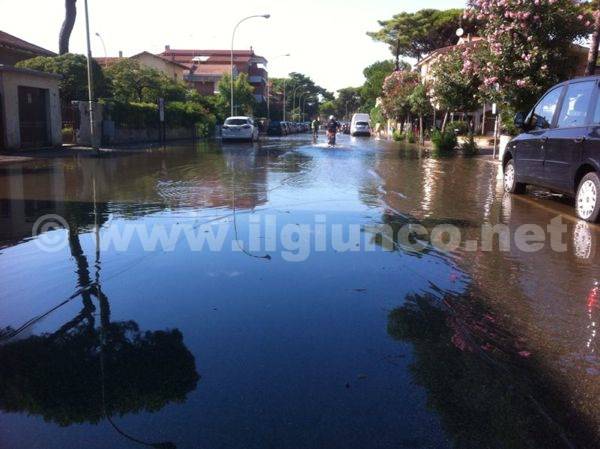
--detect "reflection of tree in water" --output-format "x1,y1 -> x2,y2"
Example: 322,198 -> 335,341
0,307 -> 198,427
0,207 -> 199,445
388,292 -> 596,449
367,211 -> 475,257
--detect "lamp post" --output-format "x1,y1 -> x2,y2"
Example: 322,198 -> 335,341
83,0 -> 98,151
298,92 -> 308,121
267,53 -> 290,120
291,85 -> 303,121
230,14 -> 270,117
302,95 -> 313,121
95,32 -> 107,67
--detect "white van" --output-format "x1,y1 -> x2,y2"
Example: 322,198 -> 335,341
350,113 -> 371,137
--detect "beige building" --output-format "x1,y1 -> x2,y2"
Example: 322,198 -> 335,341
0,65 -> 62,150
96,51 -> 189,82
130,51 -> 188,82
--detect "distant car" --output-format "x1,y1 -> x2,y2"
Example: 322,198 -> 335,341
505,76 -> 600,222
341,123 -> 350,134
268,121 -> 286,136
351,113 -> 371,136
222,116 -> 259,142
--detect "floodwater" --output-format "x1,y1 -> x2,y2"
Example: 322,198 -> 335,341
0,134 -> 599,449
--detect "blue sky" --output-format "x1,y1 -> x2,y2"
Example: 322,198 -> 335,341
1,0 -> 466,92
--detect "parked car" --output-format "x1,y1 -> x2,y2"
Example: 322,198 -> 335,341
341,123 -> 350,134
351,113 -> 371,137
222,116 -> 259,142
504,76 -> 600,222
268,120 -> 287,136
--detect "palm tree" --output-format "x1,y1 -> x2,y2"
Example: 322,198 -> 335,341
59,0 -> 77,55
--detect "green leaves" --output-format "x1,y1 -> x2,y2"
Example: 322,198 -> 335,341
368,9 -> 478,62
216,72 -> 256,118
431,48 -> 481,113
16,53 -> 106,103
105,59 -> 189,104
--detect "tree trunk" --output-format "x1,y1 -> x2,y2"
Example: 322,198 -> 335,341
441,111 -> 449,132
419,114 -> 424,145
585,9 -> 600,76
59,0 -> 77,55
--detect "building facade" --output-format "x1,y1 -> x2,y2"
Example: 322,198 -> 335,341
130,52 -> 188,82
159,47 -> 268,102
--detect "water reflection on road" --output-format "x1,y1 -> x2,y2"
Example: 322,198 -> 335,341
0,134 -> 599,448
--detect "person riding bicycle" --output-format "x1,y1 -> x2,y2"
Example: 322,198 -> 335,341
311,117 -> 321,136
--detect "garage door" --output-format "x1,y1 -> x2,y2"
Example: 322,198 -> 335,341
18,86 -> 49,148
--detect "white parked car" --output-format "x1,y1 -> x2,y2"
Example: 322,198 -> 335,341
221,116 -> 259,142
350,113 -> 371,137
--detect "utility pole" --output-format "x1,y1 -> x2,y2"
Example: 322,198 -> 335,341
282,79 -> 286,121
83,0 -> 98,151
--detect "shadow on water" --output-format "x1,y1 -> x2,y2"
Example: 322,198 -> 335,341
388,289 -> 599,449
0,204 -> 199,449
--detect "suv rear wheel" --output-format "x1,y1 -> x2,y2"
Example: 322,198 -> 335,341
503,160 -> 526,194
576,172 -> 600,222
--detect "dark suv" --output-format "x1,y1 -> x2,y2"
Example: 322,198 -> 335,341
504,76 -> 600,222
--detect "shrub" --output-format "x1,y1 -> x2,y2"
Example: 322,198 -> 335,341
431,129 -> 457,153
405,129 -> 416,144
447,120 -> 469,136
460,134 -> 479,155
392,129 -> 405,141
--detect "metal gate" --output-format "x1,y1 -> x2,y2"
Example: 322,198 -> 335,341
18,86 -> 49,148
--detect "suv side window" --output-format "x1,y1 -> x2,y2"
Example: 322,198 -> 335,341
557,81 -> 595,128
529,87 -> 563,131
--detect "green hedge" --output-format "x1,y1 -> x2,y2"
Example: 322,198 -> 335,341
103,100 -> 216,136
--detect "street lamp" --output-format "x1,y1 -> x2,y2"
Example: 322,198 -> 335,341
83,0 -> 98,151
302,95 -> 313,121
267,53 -> 290,120
95,32 -> 107,67
291,85 -> 303,121
298,92 -> 308,121
230,14 -> 270,117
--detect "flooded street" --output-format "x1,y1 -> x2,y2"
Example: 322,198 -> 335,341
1,134 -> 599,449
